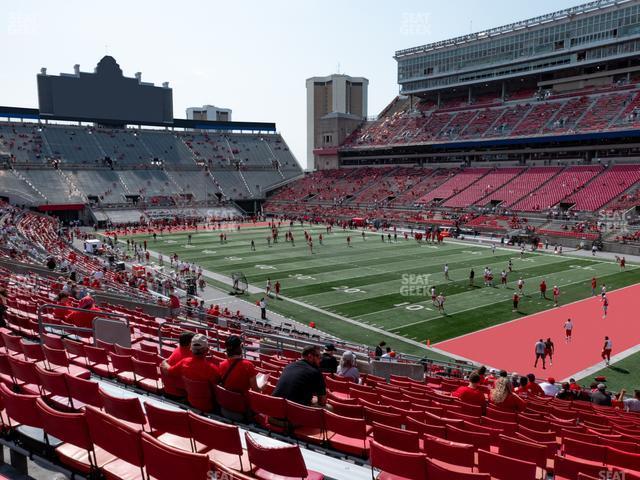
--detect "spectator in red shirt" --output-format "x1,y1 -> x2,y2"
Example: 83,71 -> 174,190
161,332 -> 195,373
168,334 -> 219,387
218,335 -> 261,397
168,288 -> 180,318
54,292 -> 73,320
65,295 -> 101,330
525,373 -> 544,396
452,372 -> 487,412
490,377 -> 526,412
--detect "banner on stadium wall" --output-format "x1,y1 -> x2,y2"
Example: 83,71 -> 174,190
37,204 -> 85,211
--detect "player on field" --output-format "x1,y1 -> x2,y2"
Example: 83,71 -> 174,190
250,240 -> 256,251
620,257 -> 626,270
444,264 -> 450,280
430,287 -> 437,306
347,236 -> 352,247
501,270 -> 508,287
274,280 -> 281,299
601,284 -> 607,300
591,277 -> 597,296
266,278 -> 272,296
492,243 -> 496,255
602,336 -> 613,365
318,233 -> 323,245
512,292 -> 520,312
362,231 -> 365,241
508,259 -> 513,272
534,339 -> 546,369
602,295 -> 609,319
436,293 -> 446,314
308,239 -> 314,254
553,285 -> 560,307
187,234 -> 192,245
564,318 -> 573,342
539,279 -> 547,299
267,236 -> 271,247
517,277 -> 524,295
520,245 -> 525,258
544,338 -> 555,366
469,268 -> 475,287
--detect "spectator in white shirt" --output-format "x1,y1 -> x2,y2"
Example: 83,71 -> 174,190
539,376 -> 559,396
617,389 -> 640,412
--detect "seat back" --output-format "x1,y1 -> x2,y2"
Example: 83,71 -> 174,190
43,345 -> 70,370
84,345 -> 109,365
98,388 -> 146,428
35,398 -> 92,450
364,406 -> 403,428
446,424 -> 491,451
324,410 -> 367,439
145,402 -> 191,442
423,433 -> 475,469
285,400 -> 324,436
183,377 -> 215,412
8,355 -> 39,385
2,333 -> 23,355
110,352 -> 134,373
160,368 -> 185,397
426,457 -> 491,480
188,411 -> 243,455
85,406 -> 144,473
0,382 -> 41,428
553,455 -> 610,480
64,338 -> 88,363
327,399 -> 363,418
114,344 -> 134,356
141,432 -> 209,480
35,365 -> 69,399
498,434 -> 547,469
564,437 -> 607,464
477,449 -> 537,480
132,358 -> 160,381
372,421 -> 420,452
369,439 -> 426,480
215,385 -> 248,416
20,341 -> 45,362
42,333 -> 65,350
248,390 -> 286,418
245,432 -> 309,478
64,373 -> 102,408
606,446 -> 640,472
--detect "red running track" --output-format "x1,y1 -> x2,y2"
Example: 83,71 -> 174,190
435,283 -> 640,380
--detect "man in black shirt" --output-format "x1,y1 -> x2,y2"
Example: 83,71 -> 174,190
319,344 -> 338,373
374,341 -> 386,359
272,345 -> 326,406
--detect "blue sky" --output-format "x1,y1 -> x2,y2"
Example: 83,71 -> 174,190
1,0 -> 582,169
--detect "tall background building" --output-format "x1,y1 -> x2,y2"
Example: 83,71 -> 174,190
306,74 -> 368,170
186,105 -> 232,122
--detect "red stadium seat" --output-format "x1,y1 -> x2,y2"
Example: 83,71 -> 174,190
372,421 -> 420,453
369,439 -> 427,480
141,431 -> 209,480
285,400 -> 325,444
324,410 -> 370,457
188,411 -> 248,472
245,431 -> 324,480
477,449 -> 537,480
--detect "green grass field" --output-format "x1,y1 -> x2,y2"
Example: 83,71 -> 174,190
122,224 -> 640,390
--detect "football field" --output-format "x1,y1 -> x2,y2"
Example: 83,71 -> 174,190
123,224 -> 640,364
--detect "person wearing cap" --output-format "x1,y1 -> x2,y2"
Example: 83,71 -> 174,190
590,383 -> 612,406
161,332 -> 195,373
272,345 -> 326,407
452,373 -> 487,411
319,344 -> 338,374
168,334 -> 220,388
64,295 -> 101,330
218,335 -> 260,396
539,376 -> 559,397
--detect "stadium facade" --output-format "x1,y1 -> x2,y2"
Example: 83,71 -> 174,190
0,56 -> 303,223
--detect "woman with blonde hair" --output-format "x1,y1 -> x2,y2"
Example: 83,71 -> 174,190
490,377 -> 526,412
337,351 -> 360,383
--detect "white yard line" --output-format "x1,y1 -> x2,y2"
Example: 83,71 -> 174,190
569,343 -> 640,383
